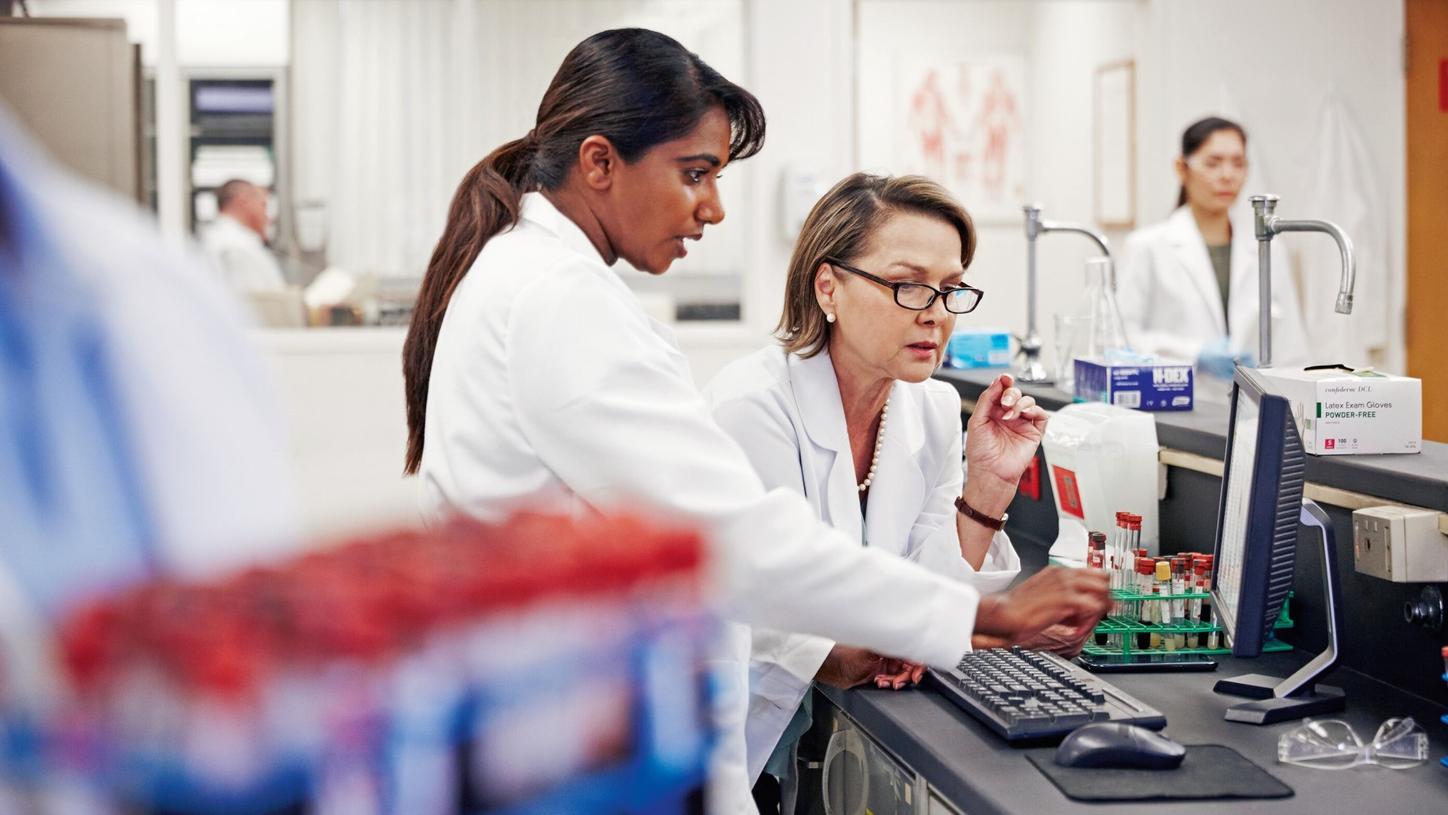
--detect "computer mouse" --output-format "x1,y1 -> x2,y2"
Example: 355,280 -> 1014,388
1054,722 -> 1186,769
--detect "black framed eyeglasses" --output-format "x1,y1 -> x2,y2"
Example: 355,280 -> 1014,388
824,258 -> 984,314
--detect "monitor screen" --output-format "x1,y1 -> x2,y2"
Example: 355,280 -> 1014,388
1216,385 -> 1260,633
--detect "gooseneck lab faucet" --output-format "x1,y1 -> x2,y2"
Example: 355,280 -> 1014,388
1250,195 -> 1356,367
1017,203 -> 1113,383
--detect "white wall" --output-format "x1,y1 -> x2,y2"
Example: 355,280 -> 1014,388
28,0 -> 289,67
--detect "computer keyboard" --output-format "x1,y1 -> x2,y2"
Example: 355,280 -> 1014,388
927,647 -> 1166,743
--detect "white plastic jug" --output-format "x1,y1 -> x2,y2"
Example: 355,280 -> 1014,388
1041,402 -> 1160,564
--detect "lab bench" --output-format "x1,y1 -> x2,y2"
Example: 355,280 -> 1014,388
935,367 -> 1448,703
802,647 -> 1448,814
780,367 -> 1448,812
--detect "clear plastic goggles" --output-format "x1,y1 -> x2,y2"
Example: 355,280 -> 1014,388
1277,717 -> 1429,770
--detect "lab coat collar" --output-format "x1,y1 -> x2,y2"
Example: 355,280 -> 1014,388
786,348 -> 927,545
519,191 -> 609,267
1164,206 -> 1229,336
787,348 -> 861,542
863,382 -> 927,550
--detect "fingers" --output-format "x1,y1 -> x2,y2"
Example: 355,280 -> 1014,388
874,661 -> 914,690
911,664 -> 926,684
968,373 -> 1011,429
971,632 -> 1011,650
1000,391 -> 1034,422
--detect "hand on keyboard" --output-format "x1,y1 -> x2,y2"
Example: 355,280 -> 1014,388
972,567 -> 1110,650
1018,622 -> 1096,658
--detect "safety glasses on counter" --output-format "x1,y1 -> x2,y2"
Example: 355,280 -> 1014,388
1277,717 -> 1429,770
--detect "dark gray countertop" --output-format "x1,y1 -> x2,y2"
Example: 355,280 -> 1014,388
818,649 -> 1448,814
934,367 -> 1448,511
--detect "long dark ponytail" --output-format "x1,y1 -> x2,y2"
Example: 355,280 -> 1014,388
1175,116 -> 1247,208
402,28 -> 766,474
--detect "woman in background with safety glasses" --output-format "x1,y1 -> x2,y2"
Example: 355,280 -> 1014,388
1117,116 -> 1308,383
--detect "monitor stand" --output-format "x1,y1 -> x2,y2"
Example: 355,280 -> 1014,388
1214,500 -> 1347,724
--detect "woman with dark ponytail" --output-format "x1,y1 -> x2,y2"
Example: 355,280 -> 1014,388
403,28 -> 1109,813
1116,116 -> 1308,384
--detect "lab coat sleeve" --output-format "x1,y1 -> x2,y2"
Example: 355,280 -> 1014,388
708,392 -> 835,691
1118,233 -> 1207,363
903,407 -> 1020,594
506,262 -> 978,669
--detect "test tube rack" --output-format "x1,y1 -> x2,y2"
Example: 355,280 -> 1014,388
1082,588 -> 1294,658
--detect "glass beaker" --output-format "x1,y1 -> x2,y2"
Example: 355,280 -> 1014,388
1079,256 -> 1131,361
1053,314 -> 1091,394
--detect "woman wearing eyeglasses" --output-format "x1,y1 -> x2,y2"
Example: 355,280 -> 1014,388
705,174 -> 1087,806
1117,116 -> 1308,380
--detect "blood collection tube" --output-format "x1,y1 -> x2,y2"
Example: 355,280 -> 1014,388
1135,559 -> 1154,650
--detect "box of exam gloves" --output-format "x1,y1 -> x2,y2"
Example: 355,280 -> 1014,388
1074,355 -> 1194,411
947,328 -> 1011,369
1257,366 -> 1422,455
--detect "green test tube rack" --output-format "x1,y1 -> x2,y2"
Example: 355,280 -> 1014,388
1080,588 -> 1294,658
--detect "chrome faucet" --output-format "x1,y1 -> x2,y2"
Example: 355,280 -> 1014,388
1250,195 -> 1356,367
1017,203 -> 1113,383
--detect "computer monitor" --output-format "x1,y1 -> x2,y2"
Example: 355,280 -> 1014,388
1210,366 -> 1346,724
1211,367 -> 1303,657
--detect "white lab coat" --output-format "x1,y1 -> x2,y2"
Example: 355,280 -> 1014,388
418,192 -> 986,814
0,106 -> 299,584
1117,206 -> 1309,367
705,345 -> 1021,782
201,214 -> 287,292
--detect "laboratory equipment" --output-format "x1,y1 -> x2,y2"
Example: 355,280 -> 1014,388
1016,204 -> 1114,383
1076,653 -> 1216,673
926,646 -> 1166,743
1211,367 -> 1349,724
1249,195 -> 1357,367
1054,722 -> 1186,769
1277,718 -> 1429,770
1077,257 -> 1130,361
3,513 -> 716,814
1053,314 -> 1091,392
1042,403 -> 1160,564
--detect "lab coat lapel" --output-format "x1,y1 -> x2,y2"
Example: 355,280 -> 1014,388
1165,207 -> 1228,336
787,349 -> 863,545
863,381 -> 927,555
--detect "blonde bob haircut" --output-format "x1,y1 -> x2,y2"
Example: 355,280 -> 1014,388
775,172 -> 977,358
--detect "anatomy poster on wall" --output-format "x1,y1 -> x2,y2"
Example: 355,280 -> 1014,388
894,56 -> 1027,222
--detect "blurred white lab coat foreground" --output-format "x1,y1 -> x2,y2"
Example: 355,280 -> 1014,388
418,192 -> 984,814
706,345 -> 1020,782
0,107 -> 300,594
1118,206 -> 1309,367
202,213 -> 287,292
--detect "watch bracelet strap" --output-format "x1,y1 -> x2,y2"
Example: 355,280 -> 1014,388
955,495 -> 1007,531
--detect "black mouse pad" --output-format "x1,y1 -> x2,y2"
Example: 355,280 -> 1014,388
1024,744 -> 1293,802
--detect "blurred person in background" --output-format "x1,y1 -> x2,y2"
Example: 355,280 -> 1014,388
1117,116 -> 1308,381
202,178 -> 287,293
401,29 -> 1109,813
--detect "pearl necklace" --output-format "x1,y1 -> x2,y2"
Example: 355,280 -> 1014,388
858,397 -> 889,492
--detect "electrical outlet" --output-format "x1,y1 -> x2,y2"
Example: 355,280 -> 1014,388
1352,506 -> 1448,582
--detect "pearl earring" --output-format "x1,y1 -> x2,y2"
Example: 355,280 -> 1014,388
825,313 -> 836,324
